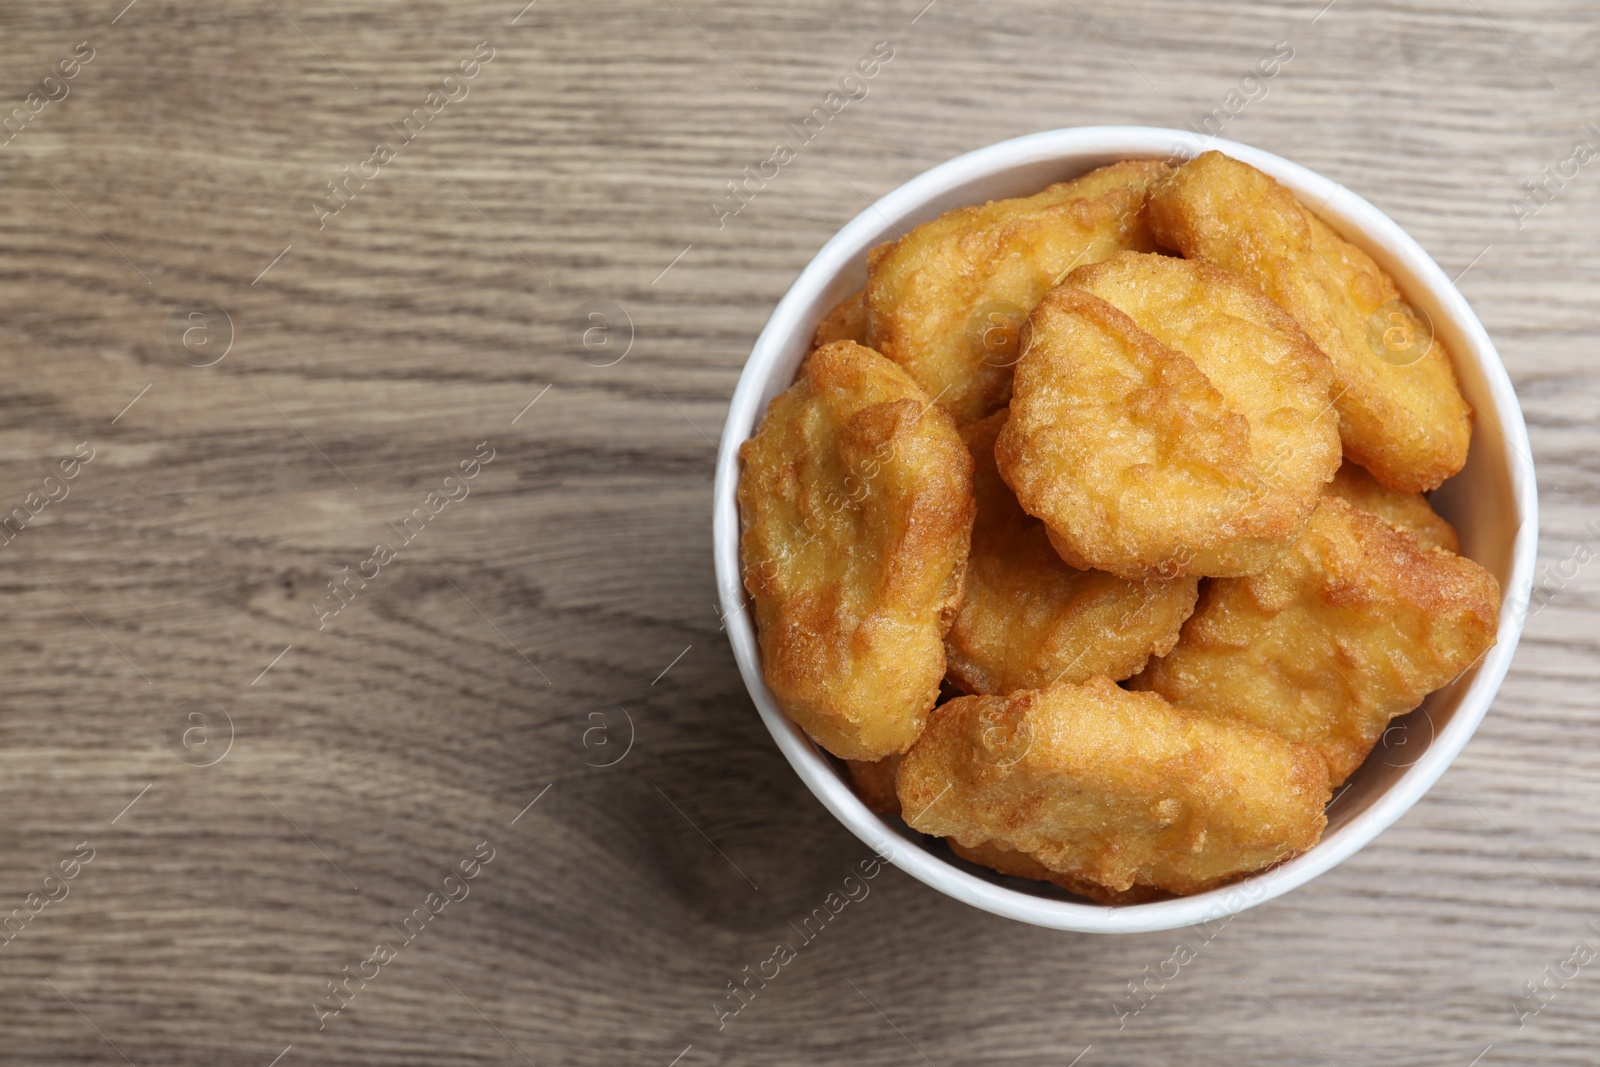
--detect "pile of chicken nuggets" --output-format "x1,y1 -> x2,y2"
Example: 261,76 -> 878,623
737,150 -> 1501,903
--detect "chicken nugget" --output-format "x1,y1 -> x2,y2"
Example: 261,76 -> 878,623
1132,496 -> 1499,784
812,289 -> 868,348
897,678 -> 1330,895
1147,150 -> 1472,492
865,160 -> 1168,425
945,409 -> 1198,695
1326,460 -> 1459,553
739,341 -> 976,760
947,838 -> 1169,905
998,251 -> 1341,579
845,756 -> 902,817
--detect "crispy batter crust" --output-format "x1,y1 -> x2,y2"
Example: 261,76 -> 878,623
947,838 -> 1170,905
896,679 -> 1330,895
738,341 -> 975,760
1132,496 -> 1499,784
1147,150 -> 1472,492
813,289 -> 868,348
997,251 -> 1341,579
865,160 -> 1169,425
845,756 -> 902,817
945,409 -> 1198,694
1326,460 -> 1459,553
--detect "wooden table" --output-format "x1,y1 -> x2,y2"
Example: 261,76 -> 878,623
0,1 -> 1593,1063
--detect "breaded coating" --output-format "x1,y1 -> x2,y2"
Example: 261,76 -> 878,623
1326,460 -> 1459,553
945,409 -> 1198,695
1147,150 -> 1472,492
948,838 -> 1169,905
813,289 -> 868,348
865,160 -> 1168,425
845,756 -> 902,817
997,252 -> 1341,579
738,341 -> 976,760
897,679 -> 1330,895
1132,497 -> 1499,784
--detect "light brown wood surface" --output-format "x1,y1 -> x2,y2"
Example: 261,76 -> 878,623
0,0 -> 1594,1063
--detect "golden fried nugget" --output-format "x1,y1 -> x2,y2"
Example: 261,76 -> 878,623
945,409 -> 1198,695
1147,151 -> 1472,493
739,341 -> 975,760
865,160 -> 1168,425
813,290 -> 868,348
1132,496 -> 1499,784
997,251 -> 1341,579
897,678 -> 1330,895
947,838 -> 1169,905
845,756 -> 902,817
1327,460 -> 1459,553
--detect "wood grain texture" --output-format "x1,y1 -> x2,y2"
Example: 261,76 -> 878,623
0,0 -> 1595,1064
